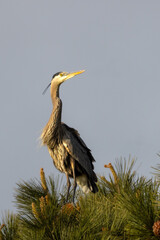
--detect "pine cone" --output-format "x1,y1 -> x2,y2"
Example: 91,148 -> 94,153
61,203 -> 75,215
153,220 -> 160,237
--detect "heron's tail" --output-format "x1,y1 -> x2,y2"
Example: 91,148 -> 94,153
76,174 -> 98,194
90,180 -> 98,193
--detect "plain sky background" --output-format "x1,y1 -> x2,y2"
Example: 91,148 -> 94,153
1,1 -> 160,212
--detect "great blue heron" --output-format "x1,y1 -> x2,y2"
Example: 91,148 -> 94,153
40,70 -> 98,203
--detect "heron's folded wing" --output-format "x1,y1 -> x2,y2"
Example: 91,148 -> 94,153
61,124 -> 95,179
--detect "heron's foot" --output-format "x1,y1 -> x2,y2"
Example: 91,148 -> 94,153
64,198 -> 75,207
72,201 -> 76,207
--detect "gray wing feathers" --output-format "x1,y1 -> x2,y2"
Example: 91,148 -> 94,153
62,124 -> 96,181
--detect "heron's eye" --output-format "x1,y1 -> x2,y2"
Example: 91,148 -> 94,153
59,73 -> 63,77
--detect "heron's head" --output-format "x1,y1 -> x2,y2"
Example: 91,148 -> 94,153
42,70 -> 85,95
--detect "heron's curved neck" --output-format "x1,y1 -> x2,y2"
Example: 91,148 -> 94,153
41,81 -> 62,147
50,82 -> 60,106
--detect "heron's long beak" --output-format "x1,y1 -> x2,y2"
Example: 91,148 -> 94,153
65,70 -> 85,81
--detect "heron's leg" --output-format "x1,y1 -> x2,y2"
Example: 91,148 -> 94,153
71,159 -> 77,205
65,172 -> 71,202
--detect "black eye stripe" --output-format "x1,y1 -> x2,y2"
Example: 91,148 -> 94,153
52,72 -> 62,79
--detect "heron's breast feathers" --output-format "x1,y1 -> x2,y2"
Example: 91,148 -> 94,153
48,144 -> 68,173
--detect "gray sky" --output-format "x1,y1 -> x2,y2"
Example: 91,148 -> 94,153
1,0 -> 160,212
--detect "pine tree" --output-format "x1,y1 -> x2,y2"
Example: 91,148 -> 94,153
1,158 -> 160,239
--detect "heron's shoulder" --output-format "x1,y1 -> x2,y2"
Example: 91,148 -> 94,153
61,123 -> 79,136
61,123 -> 92,151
